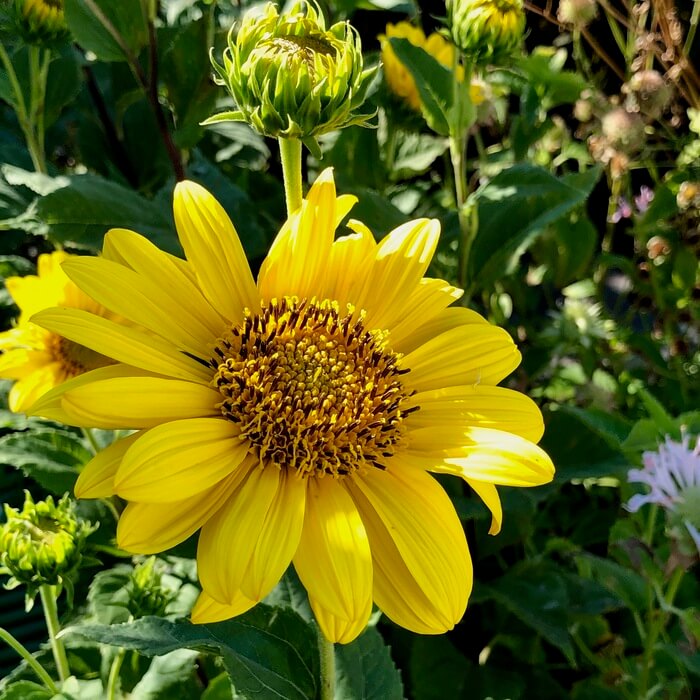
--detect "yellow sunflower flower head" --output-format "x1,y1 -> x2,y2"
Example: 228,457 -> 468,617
207,0 -> 375,151
447,0 -> 526,66
0,251 -> 115,412
29,170 -> 555,644
13,0 -> 69,46
379,22 -> 484,113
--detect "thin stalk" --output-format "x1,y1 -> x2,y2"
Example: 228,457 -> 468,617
27,46 -> 49,174
81,427 -> 101,455
39,585 -> 70,683
0,627 -> 59,693
684,0 -> 700,55
318,631 -> 335,700
106,648 -> 127,700
34,49 -> 51,168
639,567 -> 684,696
279,137 -> 303,215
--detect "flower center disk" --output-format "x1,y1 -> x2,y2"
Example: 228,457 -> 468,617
211,297 -> 414,478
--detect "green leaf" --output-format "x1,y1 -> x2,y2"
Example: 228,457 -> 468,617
557,406 -> 631,451
64,0 -> 149,63
388,38 -> 452,136
45,50 -> 82,129
201,674 -> 235,700
35,174 -> 181,254
547,214 -> 598,287
335,626 -> 404,700
469,164 -> 601,286
0,681 -> 52,700
391,132 -> 448,179
478,561 -> 575,659
67,609 -> 319,700
130,649 -> 201,699
0,427 -> 91,494
573,553 -> 648,613
409,636 -> 467,700
637,388 -> 677,437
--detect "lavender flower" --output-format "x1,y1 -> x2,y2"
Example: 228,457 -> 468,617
610,197 -> 633,223
634,185 -> 654,213
626,435 -> 700,555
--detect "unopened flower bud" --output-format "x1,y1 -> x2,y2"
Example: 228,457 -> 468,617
127,557 -> 174,619
646,235 -> 671,260
677,181 -> 700,210
207,1 -> 375,153
557,0 -> 598,28
447,0 -> 526,66
0,492 -> 95,602
13,0 -> 69,46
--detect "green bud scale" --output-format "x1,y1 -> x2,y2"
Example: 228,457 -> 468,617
206,1 -> 376,152
447,0 -> 526,66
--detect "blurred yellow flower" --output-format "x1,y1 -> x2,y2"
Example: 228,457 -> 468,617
30,170 -> 554,643
380,22 -> 483,112
0,251 -> 114,412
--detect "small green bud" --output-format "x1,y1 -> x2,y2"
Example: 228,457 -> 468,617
447,0 -> 526,66
127,557 -> 174,619
12,0 -> 70,47
0,492 -> 95,604
206,1 -> 376,153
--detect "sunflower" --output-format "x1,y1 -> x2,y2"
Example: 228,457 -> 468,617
29,170 -> 554,643
0,251 -> 115,412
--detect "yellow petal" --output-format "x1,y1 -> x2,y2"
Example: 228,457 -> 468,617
62,257 -> 215,356
190,590 -> 256,624
117,463 -> 251,553
348,467 -> 472,634
387,278 -> 463,348
318,225 -> 376,308
465,479 -> 502,535
114,418 -> 248,502
32,308 -> 212,383
102,228 -> 227,338
293,477 -> 372,624
57,376 -> 221,429
173,181 -> 259,324
198,467 -> 306,604
392,306 -> 489,355
355,219 -> 440,330
8,362 -> 61,413
309,594 -> 372,645
75,431 -> 141,498
258,169 -> 338,301
403,385 -> 544,443
406,426 -> 555,487
401,324 -> 521,391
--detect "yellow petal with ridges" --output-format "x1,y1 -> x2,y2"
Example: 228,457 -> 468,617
102,228 -> 226,338
401,324 -> 520,391
355,219 -> 440,330
293,477 -> 372,623
198,467 -> 305,604
309,593 -> 372,644
173,181 -> 259,324
406,426 -> 555,486
75,431 -> 141,498
117,463 -> 252,553
57,376 -> 221,429
387,278 -> 463,348
8,362 -> 61,413
403,385 -> 544,443
393,306 -> 489,354
190,590 -> 256,624
62,257 -> 214,356
32,308 -> 212,383
115,418 -> 247,502
348,470 -> 472,634
258,169 -> 338,301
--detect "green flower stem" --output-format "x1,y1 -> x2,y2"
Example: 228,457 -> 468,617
81,427 -> 101,455
106,648 -> 127,700
39,584 -> 70,683
0,626 -> 59,693
0,42 -> 47,173
318,630 -> 335,700
279,137 -> 304,216
639,566 -> 685,696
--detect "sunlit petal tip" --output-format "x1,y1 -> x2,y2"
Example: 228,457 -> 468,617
190,590 -> 256,624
